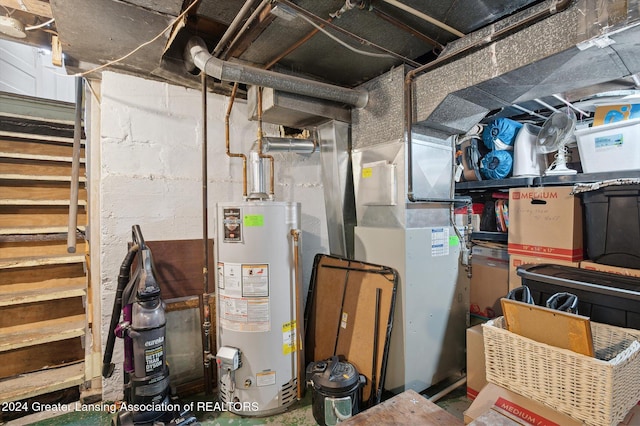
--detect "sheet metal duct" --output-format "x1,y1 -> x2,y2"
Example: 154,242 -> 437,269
412,0 -> 640,134
185,37 -> 368,109
247,86 -> 351,128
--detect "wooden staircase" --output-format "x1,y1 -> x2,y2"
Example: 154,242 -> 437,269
0,94 -> 87,409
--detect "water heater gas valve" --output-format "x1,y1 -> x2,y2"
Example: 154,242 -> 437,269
216,346 -> 242,371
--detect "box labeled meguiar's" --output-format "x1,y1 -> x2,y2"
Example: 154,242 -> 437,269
508,186 -> 583,262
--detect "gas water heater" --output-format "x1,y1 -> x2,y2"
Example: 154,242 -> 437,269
216,200 -> 301,416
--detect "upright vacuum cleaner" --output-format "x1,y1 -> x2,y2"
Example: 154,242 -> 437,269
102,225 -> 198,426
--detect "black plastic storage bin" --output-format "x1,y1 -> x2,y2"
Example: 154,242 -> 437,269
580,184 -> 640,269
517,263 -> 640,329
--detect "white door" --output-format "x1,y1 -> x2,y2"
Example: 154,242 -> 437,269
0,38 -> 74,102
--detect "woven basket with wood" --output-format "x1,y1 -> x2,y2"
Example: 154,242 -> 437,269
483,316 -> 640,426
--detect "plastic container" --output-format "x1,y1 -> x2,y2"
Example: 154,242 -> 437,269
306,356 -> 364,426
574,118 -> 640,173
517,263 -> 640,328
581,185 -> 640,269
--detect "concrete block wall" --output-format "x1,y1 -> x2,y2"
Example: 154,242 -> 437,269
97,71 -> 329,400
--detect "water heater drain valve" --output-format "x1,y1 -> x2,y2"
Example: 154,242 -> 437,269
216,346 -> 242,371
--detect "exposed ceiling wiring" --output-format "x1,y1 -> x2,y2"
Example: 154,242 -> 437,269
297,13 -> 395,59
25,17 -> 54,31
68,0 -> 201,78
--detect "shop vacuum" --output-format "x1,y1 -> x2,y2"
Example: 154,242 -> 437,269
306,356 -> 366,425
102,225 -> 198,426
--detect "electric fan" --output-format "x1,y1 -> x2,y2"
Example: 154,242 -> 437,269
537,108 -> 578,176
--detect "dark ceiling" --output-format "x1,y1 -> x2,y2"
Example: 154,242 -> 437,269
1,0 -> 544,94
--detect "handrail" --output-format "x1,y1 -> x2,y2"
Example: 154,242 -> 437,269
67,77 -> 83,253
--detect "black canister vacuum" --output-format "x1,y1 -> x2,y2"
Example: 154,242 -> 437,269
307,356 -> 366,425
102,225 -> 198,426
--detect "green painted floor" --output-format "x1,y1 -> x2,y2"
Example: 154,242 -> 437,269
14,386 -> 470,426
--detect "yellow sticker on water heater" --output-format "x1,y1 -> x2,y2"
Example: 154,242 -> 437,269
362,167 -> 373,178
282,320 -> 297,355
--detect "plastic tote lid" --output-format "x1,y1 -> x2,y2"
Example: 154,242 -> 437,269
307,356 -> 360,391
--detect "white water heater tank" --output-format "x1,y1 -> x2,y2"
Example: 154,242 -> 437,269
216,200 -> 301,416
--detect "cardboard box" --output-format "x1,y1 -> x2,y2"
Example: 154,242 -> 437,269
471,245 -> 509,318
580,260 -> 640,278
509,254 -> 580,290
466,324 -> 486,400
465,383 -> 640,425
508,186 -> 584,262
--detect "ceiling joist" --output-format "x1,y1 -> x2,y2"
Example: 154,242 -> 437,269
0,0 -> 53,18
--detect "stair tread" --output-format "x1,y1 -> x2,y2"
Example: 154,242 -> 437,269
0,151 -> 86,163
0,278 -> 86,307
0,130 -> 84,145
0,254 -> 85,270
0,173 -> 87,183
0,199 -> 87,206
0,226 -> 86,235
0,362 -> 84,404
0,314 -> 85,352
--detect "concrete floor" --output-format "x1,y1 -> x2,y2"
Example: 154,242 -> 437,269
9,385 -> 470,425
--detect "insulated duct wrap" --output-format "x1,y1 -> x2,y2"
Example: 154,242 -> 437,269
185,37 -> 368,109
352,66 -> 405,149
412,0 -> 640,134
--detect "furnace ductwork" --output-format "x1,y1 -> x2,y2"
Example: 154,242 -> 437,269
184,37 -> 368,109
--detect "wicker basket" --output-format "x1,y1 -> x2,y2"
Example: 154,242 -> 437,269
482,317 -> 640,426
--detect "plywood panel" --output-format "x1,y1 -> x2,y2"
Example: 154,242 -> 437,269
305,255 -> 350,363
336,271 -> 395,403
140,239 -> 215,300
501,299 -> 594,357
341,389 -> 463,425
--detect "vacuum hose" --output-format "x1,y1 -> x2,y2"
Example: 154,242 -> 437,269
102,243 -> 140,378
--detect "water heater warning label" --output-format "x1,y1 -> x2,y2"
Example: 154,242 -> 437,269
222,208 -> 242,242
282,320 -> 297,355
256,370 -> 276,387
242,264 -> 269,297
220,295 -> 270,332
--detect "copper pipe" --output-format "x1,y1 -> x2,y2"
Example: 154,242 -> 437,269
372,7 -> 444,52
290,229 -> 303,400
256,87 -> 275,197
225,82 -> 248,198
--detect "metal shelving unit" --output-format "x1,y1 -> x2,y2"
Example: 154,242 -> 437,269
456,171 -> 640,243
456,171 -> 640,192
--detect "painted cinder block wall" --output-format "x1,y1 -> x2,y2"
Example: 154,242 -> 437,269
96,71 -> 329,400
